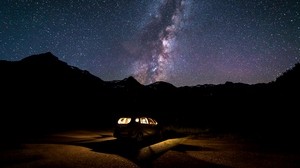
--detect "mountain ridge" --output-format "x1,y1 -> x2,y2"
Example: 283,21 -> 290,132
2,52 -> 299,88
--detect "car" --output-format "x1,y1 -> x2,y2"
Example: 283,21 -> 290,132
113,116 -> 161,142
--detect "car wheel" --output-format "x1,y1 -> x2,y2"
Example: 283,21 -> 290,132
136,132 -> 143,142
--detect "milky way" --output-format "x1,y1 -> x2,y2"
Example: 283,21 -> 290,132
131,0 -> 191,84
0,0 -> 299,86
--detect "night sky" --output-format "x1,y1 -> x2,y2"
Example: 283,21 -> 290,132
1,0 -> 299,86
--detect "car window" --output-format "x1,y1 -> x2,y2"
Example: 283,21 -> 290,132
152,118 -> 158,125
140,117 -> 148,124
148,118 -> 156,125
118,118 -> 131,124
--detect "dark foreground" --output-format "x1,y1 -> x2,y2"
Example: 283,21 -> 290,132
1,130 -> 299,168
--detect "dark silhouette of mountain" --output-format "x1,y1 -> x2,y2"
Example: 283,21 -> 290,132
274,63 -> 300,95
146,81 -> 176,90
1,52 -> 299,143
275,63 -> 300,84
0,52 -> 109,104
0,52 -> 105,90
107,76 -> 143,89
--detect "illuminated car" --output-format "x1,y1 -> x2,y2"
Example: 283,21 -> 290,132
113,116 -> 161,142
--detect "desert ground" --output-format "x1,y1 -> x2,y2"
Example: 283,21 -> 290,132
1,129 -> 299,168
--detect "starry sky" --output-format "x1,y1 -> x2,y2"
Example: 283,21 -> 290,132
0,0 -> 299,86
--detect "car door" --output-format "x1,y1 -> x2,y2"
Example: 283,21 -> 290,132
147,117 -> 158,136
140,117 -> 152,136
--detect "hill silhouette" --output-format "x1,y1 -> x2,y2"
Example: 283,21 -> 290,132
0,52 -> 299,141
